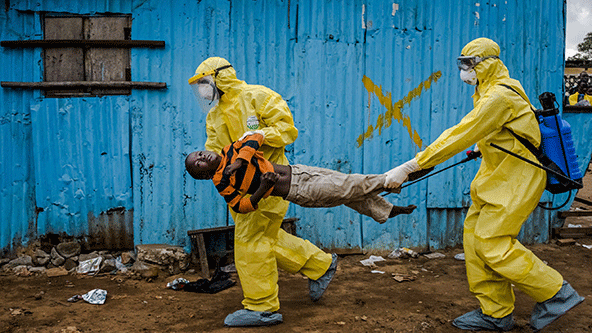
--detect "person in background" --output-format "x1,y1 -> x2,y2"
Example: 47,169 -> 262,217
383,38 -> 584,331
187,57 -> 336,327
568,76 -> 592,106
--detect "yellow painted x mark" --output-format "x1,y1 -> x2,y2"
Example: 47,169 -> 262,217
357,71 -> 442,148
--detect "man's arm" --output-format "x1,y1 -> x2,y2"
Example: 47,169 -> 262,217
223,133 -> 264,177
257,93 -> 298,147
217,172 -> 278,214
224,158 -> 247,177
249,172 -> 278,208
235,133 -> 264,162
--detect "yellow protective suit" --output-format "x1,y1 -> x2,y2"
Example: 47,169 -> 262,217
196,57 -> 332,312
415,38 -> 563,318
568,92 -> 592,105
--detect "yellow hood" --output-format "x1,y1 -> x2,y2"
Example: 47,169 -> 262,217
190,57 -> 246,96
461,37 -> 511,98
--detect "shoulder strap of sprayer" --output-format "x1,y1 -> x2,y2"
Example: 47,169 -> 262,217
498,84 -> 570,182
498,84 -> 541,154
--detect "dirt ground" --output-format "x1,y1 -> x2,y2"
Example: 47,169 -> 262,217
1,160 -> 591,333
1,240 -> 591,333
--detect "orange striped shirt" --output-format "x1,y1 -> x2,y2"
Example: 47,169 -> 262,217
212,133 -> 275,213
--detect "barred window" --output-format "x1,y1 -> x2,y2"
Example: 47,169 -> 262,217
43,15 -> 132,97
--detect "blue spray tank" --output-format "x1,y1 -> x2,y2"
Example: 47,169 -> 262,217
491,87 -> 583,202
536,92 -> 583,194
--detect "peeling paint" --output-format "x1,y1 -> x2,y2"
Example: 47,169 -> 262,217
361,4 -> 365,29
392,3 -> 399,16
357,71 -> 442,148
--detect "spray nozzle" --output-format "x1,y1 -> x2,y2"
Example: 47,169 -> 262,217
466,150 -> 482,160
536,92 -> 559,118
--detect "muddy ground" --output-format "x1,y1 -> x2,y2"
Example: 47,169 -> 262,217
1,239 -> 591,333
1,161 -> 591,333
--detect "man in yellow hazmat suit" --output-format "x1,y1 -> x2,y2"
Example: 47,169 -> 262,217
188,57 -> 337,327
384,38 -> 584,331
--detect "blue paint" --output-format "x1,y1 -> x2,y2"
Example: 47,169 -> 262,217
2,0 -> 588,254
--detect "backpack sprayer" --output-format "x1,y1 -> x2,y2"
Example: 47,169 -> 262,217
492,89 -> 583,210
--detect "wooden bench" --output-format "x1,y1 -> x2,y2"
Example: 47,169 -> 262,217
187,217 -> 298,278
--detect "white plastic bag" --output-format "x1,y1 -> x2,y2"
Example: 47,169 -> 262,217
81,289 -> 107,305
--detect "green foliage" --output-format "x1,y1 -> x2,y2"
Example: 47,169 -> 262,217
568,32 -> 592,61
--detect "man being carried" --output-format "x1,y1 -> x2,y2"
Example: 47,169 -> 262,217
185,132 -> 426,224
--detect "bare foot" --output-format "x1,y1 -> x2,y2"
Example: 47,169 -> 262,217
389,204 -> 417,218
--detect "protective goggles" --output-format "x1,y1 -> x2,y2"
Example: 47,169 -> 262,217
188,64 -> 233,85
456,55 -> 499,71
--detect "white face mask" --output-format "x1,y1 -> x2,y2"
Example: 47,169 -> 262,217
460,69 -> 478,85
191,74 -> 221,113
198,83 -> 217,101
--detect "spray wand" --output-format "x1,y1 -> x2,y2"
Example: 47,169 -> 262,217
382,150 -> 481,197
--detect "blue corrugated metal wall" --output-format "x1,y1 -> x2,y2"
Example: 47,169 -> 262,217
2,0 -> 591,254
31,98 -> 133,247
1,7 -> 42,250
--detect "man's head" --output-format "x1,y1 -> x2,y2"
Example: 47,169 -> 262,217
457,38 -> 502,86
578,79 -> 589,94
185,150 -> 222,180
188,57 -> 237,113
